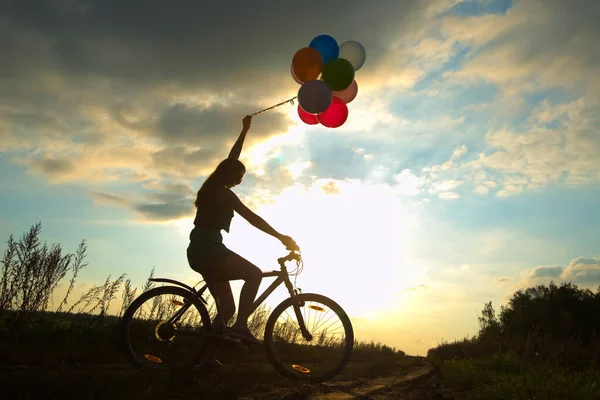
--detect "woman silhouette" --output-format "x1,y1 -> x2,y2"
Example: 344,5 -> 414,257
187,115 -> 298,367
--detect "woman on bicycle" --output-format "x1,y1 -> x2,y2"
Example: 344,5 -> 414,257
187,115 -> 298,367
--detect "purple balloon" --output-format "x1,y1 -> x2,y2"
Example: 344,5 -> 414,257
298,80 -> 332,114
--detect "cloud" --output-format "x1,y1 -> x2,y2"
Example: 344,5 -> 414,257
443,1 -> 600,96
30,156 -> 75,177
134,202 -> 192,221
561,257 -> 600,284
417,94 -> 600,197
320,181 -> 340,195
0,0 -> 445,97
4,0 -> 599,214
476,98 -> 600,193
154,102 -> 287,147
422,145 -> 469,174
440,9 -> 526,48
473,186 -> 489,195
438,192 -> 461,200
0,0 -> 466,207
150,146 -> 215,177
90,191 -> 130,208
413,1 -> 600,197
393,169 -> 424,196
519,256 -> 600,289
432,180 -> 464,193
90,182 -> 196,222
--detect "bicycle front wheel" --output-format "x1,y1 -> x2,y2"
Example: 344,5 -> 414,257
264,293 -> 354,382
121,286 -> 212,371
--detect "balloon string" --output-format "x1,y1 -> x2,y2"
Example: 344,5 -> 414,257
251,96 -> 297,116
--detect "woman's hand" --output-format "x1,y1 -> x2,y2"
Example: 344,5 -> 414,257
279,235 -> 299,251
242,115 -> 252,131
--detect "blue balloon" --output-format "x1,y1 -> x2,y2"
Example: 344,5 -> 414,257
309,34 -> 339,64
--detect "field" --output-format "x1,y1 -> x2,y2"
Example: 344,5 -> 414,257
427,294 -> 600,399
4,223 -> 600,399
0,310 -> 418,399
1,223 -> 424,399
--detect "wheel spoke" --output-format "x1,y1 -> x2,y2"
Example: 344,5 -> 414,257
264,294 -> 353,382
122,286 -> 211,371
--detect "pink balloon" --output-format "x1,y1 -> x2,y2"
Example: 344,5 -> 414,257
298,105 -> 319,125
333,80 -> 358,104
317,97 -> 348,128
291,65 -> 302,85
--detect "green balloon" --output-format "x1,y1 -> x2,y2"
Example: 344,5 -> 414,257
322,58 -> 355,92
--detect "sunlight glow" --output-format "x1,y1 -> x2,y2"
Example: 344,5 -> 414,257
285,161 -> 312,179
226,178 -> 424,322
242,113 -> 309,176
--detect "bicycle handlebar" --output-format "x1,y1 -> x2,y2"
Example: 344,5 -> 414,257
277,250 -> 302,266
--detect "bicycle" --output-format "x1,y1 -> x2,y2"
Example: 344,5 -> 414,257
120,249 -> 354,382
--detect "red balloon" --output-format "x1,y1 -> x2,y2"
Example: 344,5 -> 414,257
317,97 -> 348,128
298,105 -> 319,125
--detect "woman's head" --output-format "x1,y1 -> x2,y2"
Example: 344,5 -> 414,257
194,158 -> 246,207
211,158 -> 246,188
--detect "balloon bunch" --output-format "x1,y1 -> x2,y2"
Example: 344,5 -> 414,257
291,34 -> 366,128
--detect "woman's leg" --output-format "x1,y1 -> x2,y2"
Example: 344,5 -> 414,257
199,281 -> 235,364
204,252 -> 262,331
208,281 -> 236,331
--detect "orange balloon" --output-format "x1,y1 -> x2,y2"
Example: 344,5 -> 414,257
291,65 -> 302,84
292,47 -> 323,83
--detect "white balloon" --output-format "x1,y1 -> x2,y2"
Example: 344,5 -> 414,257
339,41 -> 366,71
298,80 -> 332,114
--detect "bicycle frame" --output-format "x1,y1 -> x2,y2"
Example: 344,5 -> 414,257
148,251 -> 311,339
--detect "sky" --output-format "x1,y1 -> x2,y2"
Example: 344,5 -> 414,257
1,0 -> 599,356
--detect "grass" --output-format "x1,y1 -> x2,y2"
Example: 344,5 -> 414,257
426,285 -> 600,399
0,309 -> 404,365
10,222 -> 600,398
0,309 -> 412,399
430,351 -> 600,400
428,317 -> 600,398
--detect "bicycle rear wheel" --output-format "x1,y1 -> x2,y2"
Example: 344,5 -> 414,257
264,293 -> 354,382
121,286 -> 212,371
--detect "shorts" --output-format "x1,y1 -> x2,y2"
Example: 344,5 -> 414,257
186,226 -> 236,278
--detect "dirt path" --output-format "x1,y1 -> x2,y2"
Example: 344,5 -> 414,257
240,361 -> 458,400
1,359 -> 459,399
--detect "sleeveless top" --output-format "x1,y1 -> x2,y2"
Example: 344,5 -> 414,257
193,187 -> 234,233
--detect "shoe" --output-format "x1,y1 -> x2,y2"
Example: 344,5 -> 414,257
226,327 -> 263,345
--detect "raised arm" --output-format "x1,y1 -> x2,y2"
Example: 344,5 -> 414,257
228,115 -> 252,160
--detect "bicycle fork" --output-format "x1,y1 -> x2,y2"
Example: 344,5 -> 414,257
287,284 -> 313,342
